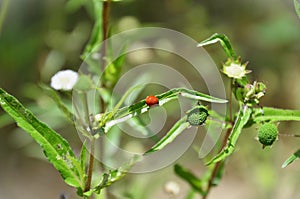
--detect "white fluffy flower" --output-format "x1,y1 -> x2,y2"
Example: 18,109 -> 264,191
164,181 -> 180,195
50,70 -> 78,91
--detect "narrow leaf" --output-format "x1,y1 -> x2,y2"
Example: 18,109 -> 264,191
253,107 -> 300,123
197,33 -> 237,60
92,155 -> 141,194
0,88 -> 82,188
82,0 -> 103,59
114,88 -> 227,120
294,0 -> 300,18
282,149 -> 300,168
144,116 -> 189,154
174,164 -> 205,195
206,105 -> 252,165
100,84 -> 143,128
80,142 -> 87,180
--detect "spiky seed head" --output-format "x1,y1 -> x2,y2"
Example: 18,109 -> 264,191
258,123 -> 278,147
187,107 -> 208,126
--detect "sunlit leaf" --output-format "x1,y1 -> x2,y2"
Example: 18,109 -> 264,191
206,105 -> 252,165
113,88 -> 227,121
282,149 -> 300,168
103,43 -> 127,88
0,88 -> 83,188
197,33 -> 237,60
252,107 -> 300,123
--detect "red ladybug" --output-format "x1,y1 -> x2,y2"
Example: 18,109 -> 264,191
145,95 -> 159,106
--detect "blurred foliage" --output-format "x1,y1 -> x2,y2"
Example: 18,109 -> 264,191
0,0 -> 300,199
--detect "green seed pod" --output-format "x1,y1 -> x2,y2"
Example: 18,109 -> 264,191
258,123 -> 278,147
187,106 -> 209,126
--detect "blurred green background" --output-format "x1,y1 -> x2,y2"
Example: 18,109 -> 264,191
1,0 -> 300,198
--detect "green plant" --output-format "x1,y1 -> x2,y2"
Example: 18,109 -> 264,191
1,1 -> 300,199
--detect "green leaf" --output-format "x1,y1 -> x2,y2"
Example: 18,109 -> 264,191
103,44 -> 127,88
144,116 -> 189,154
0,88 -> 83,188
174,164 -> 205,195
82,0 -> 103,59
80,142 -> 87,180
102,88 -> 227,134
197,33 -> 238,60
294,0 -> 300,18
113,88 -> 227,121
40,84 -> 75,124
206,105 -> 252,165
282,149 -> 300,168
92,155 -> 141,194
252,107 -> 300,123
100,85 -> 144,128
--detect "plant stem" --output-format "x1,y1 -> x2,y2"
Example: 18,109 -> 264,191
83,92 -> 96,193
85,138 -> 95,192
101,0 -> 111,72
203,122 -> 234,198
229,79 -> 233,121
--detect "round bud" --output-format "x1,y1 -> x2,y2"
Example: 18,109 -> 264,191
145,95 -> 159,106
258,123 -> 278,147
187,106 -> 208,126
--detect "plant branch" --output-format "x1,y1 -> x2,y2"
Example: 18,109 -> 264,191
101,0 -> 111,72
203,123 -> 233,199
85,138 -> 95,192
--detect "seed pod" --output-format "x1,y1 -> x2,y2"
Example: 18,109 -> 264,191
258,123 -> 278,148
187,106 -> 208,126
145,95 -> 159,106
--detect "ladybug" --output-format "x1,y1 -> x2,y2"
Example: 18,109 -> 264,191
145,95 -> 159,106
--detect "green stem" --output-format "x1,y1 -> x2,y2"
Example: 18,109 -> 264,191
0,0 -> 10,37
